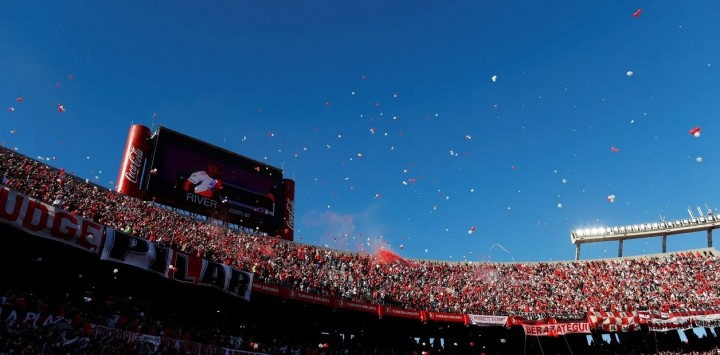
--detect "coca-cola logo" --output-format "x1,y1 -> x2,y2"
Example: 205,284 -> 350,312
285,199 -> 294,230
123,146 -> 144,184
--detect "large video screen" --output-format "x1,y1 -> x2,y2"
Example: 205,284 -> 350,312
145,127 -> 284,230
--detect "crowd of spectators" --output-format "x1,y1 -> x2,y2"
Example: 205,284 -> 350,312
2,147 -> 720,320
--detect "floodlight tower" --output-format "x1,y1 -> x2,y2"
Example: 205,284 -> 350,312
570,208 -> 718,260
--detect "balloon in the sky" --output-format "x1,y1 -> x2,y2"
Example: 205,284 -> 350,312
626,71 -> 634,77
607,194 -> 616,203
697,157 -> 703,163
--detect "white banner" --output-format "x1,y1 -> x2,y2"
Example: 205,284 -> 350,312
100,228 -> 253,301
0,187 -> 102,254
469,314 -> 508,326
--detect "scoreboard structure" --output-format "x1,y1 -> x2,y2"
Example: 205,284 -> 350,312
116,125 -> 295,241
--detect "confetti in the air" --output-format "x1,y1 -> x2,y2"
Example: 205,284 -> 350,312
690,127 -> 701,137
610,146 -> 620,153
626,71 -> 634,77
467,226 -> 476,234
57,104 -> 66,112
633,9 -> 642,18
7,107 -> 14,112
16,97 -> 23,103
608,194 -> 616,203
557,203 -> 563,209
696,157 -> 703,163
491,75 -> 497,82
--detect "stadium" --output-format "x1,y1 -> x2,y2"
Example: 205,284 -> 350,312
1,125 -> 720,355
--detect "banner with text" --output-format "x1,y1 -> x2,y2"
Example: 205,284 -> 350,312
469,314 -> 509,327
100,228 -> 253,301
0,187 -> 103,254
523,322 -> 591,337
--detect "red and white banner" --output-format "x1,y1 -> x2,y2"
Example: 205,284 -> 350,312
587,311 -> 640,332
523,322 -> 591,336
100,228 -> 253,301
383,306 -> 423,320
336,299 -> 378,314
469,314 -> 509,326
0,187 -> 102,254
427,311 -> 467,323
251,282 -> 285,297
287,289 -> 333,307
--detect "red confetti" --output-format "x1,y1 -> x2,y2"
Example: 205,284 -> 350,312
690,127 -> 701,135
468,226 -> 476,234
57,104 -> 66,112
610,146 -> 620,153
376,248 -> 406,264
633,9 -> 642,18
16,97 -> 23,103
68,74 -> 73,80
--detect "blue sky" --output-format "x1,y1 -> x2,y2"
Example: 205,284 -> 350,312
2,1 -> 719,262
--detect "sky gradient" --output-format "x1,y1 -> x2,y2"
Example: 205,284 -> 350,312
2,1 -> 720,262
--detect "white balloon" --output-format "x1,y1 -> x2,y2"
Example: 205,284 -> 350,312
557,203 -> 563,208
697,157 -> 703,163
113,268 -> 119,274
626,71 -> 634,77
